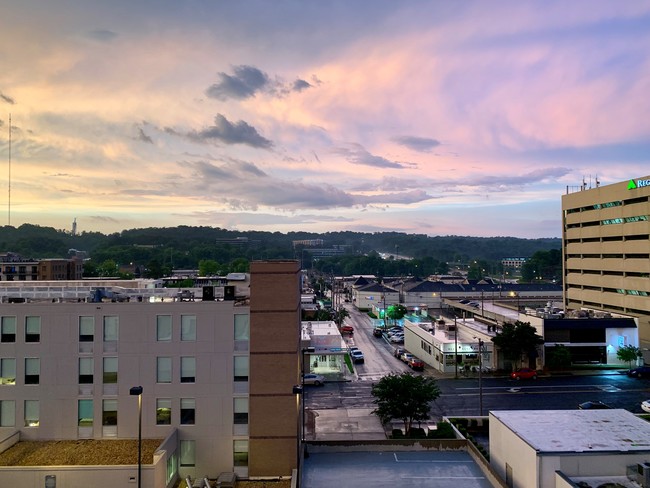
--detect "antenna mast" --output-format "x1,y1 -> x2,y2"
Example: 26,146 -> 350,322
7,113 -> 10,226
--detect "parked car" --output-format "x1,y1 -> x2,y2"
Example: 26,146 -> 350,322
627,366 -> 650,378
578,400 -> 612,410
510,368 -> 538,380
340,325 -> 354,334
641,400 -> 650,413
350,350 -> 365,363
408,357 -> 424,371
302,373 -> 325,386
389,334 -> 404,344
400,352 -> 414,364
394,347 -> 406,358
387,329 -> 403,338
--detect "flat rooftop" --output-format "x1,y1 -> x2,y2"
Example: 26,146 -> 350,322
303,450 -> 492,488
0,439 -> 163,466
491,410 -> 650,453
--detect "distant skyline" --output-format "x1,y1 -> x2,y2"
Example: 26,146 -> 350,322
1,1 -> 649,238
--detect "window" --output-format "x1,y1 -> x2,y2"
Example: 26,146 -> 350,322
24,400 -> 39,427
156,399 -> 172,425
79,357 -> 94,384
234,398 -> 249,425
180,440 -> 196,467
156,315 -> 172,342
103,357 -> 118,384
157,357 -> 172,383
181,315 -> 196,341
234,356 -> 249,382
1,316 -> 16,342
180,398 -> 195,425
234,315 -> 250,341
0,400 -> 15,427
0,358 -> 16,385
103,316 -> 119,342
25,358 -> 40,385
233,440 -> 248,467
25,316 -> 41,342
78,399 -> 93,426
180,357 -> 196,383
79,316 -> 94,342
166,453 -> 177,483
102,399 -> 117,426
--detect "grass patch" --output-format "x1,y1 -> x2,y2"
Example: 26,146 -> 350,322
344,354 -> 354,373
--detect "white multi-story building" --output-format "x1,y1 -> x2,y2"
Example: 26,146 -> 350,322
0,260 -> 302,486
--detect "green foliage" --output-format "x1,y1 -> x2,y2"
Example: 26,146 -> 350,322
521,249 -> 562,283
332,307 -> 350,326
491,321 -> 544,368
371,372 -> 440,435
386,304 -> 407,325
198,259 -> 221,276
546,344 -> 572,370
427,422 -> 456,439
0,224 -> 561,280
616,344 -> 642,367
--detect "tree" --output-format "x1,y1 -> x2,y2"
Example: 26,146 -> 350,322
546,344 -> 571,370
371,372 -> 440,435
332,307 -> 350,326
491,321 -> 544,369
386,304 -> 407,327
616,345 -> 642,368
198,259 -> 221,276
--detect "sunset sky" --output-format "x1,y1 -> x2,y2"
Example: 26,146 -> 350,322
1,1 -> 649,238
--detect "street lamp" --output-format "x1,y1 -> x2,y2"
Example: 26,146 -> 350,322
292,384 -> 303,487
454,315 -> 458,380
129,386 -> 143,488
473,340 -> 484,416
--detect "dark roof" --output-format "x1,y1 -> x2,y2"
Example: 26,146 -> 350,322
352,276 -> 370,287
357,283 -> 398,293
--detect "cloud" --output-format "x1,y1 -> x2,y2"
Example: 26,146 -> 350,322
205,66 -> 315,101
393,135 -> 441,152
332,143 -> 410,169
0,92 -> 16,104
188,114 -> 272,148
293,79 -> 312,92
357,189 -> 435,205
86,29 -> 118,42
136,127 -> 153,144
205,65 -> 270,101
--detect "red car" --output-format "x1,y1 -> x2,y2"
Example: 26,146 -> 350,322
511,368 -> 538,380
408,357 -> 424,371
340,325 -> 354,334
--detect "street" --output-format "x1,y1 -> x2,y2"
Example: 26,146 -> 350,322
305,373 -> 650,417
307,304 -> 650,418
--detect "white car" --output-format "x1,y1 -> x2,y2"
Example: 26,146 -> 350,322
642,399 -> 650,413
302,373 -> 325,386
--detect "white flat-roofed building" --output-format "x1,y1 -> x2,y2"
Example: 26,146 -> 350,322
0,260 -> 302,486
490,409 -> 650,488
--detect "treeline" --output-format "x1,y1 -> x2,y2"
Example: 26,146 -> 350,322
0,224 -> 561,279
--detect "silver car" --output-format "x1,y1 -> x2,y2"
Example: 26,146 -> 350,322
302,373 -> 325,386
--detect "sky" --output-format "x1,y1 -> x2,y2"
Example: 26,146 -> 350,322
1,1 -> 650,238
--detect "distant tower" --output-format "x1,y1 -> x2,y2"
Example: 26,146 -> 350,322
72,218 -> 77,236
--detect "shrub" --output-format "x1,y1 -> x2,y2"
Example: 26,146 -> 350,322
428,422 -> 455,439
391,429 -> 404,438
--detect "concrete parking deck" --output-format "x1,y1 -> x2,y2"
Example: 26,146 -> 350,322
303,450 -> 493,488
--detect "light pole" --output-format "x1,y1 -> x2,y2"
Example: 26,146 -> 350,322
292,384 -> 303,487
129,386 -> 143,488
454,315 -> 458,380
477,340 -> 484,416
